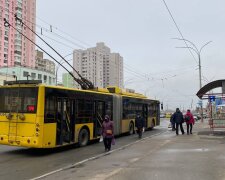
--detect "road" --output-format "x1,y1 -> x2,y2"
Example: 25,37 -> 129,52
0,119 -> 169,180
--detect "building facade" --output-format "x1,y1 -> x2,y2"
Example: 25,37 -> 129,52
35,50 -> 55,74
73,42 -> 123,88
0,0 -> 36,68
0,72 -> 14,85
0,66 -> 55,85
106,53 -> 123,88
62,72 -> 74,88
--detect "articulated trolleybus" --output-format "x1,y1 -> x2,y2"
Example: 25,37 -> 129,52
0,80 -> 160,148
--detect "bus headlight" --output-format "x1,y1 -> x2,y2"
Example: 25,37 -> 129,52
6,113 -> 13,120
19,114 -> 25,120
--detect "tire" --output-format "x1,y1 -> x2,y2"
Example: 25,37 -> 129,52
78,128 -> 89,146
129,122 -> 134,135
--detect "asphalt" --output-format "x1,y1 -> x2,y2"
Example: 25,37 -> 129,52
38,120 -> 225,180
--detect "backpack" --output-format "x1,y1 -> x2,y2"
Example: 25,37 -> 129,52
185,115 -> 190,121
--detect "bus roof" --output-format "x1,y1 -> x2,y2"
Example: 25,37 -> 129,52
1,81 -> 158,101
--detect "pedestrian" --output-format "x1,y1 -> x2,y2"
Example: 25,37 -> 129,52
135,113 -> 145,138
184,109 -> 195,135
102,115 -> 114,152
172,108 -> 184,135
170,113 -> 175,131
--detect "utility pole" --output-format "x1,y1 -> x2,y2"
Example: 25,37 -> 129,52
174,38 -> 212,122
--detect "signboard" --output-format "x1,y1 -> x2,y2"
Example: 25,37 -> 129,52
209,96 -> 215,102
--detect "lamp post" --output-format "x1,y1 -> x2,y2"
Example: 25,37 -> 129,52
175,38 -> 212,122
55,52 -> 73,85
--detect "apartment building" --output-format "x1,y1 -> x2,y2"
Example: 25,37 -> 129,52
106,53 -> 123,88
73,42 -> 124,88
35,50 -> 55,74
0,0 -> 36,68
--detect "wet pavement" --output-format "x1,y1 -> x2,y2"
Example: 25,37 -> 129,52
38,120 -> 225,180
0,120 -> 168,180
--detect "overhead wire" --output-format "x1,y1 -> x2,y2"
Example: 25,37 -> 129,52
8,8 -> 188,83
4,7 -> 196,87
162,0 -> 198,64
36,16 -> 91,47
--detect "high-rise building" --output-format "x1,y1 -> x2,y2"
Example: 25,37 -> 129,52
35,50 -> 55,74
105,53 -> 123,88
0,0 -> 36,68
73,42 -> 124,89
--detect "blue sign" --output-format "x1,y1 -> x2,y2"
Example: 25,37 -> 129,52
209,96 -> 215,102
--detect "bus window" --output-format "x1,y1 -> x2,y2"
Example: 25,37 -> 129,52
106,101 -> 112,119
0,88 -> 38,113
76,100 -> 93,124
45,96 -> 56,123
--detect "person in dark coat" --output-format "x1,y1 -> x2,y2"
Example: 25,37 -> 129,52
102,115 -> 114,152
184,109 -> 195,134
170,113 -> 175,131
135,113 -> 145,138
172,108 -> 184,135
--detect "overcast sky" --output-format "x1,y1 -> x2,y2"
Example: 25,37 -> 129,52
36,0 -> 225,111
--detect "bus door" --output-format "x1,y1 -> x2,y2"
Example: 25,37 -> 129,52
56,98 -> 73,145
70,99 -> 75,142
143,104 -> 148,128
94,101 -> 105,137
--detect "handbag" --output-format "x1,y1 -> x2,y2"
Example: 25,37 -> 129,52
106,129 -> 112,135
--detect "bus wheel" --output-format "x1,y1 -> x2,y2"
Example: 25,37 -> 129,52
78,128 -> 89,146
129,122 -> 134,135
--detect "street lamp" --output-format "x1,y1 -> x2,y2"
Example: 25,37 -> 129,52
56,59 -> 73,85
55,52 -> 73,85
174,38 -> 212,122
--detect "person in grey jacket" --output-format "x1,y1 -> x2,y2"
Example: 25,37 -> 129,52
172,108 -> 184,135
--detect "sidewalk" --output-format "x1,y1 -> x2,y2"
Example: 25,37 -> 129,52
40,121 -> 225,180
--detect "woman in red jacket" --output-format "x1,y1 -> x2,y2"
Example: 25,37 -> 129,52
184,109 -> 195,134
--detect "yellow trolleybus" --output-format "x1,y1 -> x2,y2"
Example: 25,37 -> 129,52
0,80 -> 160,148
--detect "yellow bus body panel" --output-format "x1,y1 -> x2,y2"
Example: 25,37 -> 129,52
0,86 -> 45,148
43,123 -> 56,148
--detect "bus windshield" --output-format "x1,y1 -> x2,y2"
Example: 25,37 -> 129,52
0,87 -> 38,113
